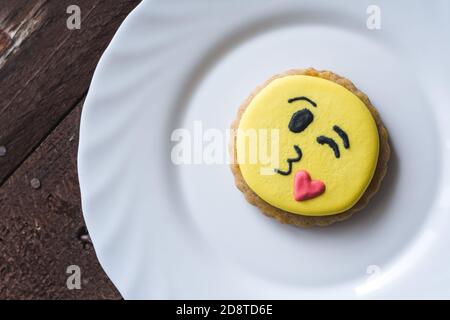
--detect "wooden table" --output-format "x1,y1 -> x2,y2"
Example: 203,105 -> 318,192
0,0 -> 141,299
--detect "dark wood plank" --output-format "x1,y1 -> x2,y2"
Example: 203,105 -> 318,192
0,0 -> 142,299
0,0 -> 141,186
0,102 -> 122,299
0,0 -> 48,67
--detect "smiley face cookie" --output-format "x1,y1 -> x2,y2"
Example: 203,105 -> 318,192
230,68 -> 390,227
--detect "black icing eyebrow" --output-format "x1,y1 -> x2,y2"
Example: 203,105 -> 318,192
333,125 -> 350,149
288,96 -> 317,107
317,136 -> 340,158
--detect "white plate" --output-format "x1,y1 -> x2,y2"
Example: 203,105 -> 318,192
78,0 -> 450,299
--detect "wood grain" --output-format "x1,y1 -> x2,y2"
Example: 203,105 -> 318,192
0,0 -> 141,299
0,0 -> 48,68
0,0 -> 141,186
0,103 -> 121,299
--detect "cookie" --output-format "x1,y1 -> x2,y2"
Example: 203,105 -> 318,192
230,68 -> 390,227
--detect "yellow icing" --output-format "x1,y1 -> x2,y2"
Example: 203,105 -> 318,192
236,75 -> 379,216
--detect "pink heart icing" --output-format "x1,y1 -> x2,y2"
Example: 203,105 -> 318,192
294,170 -> 326,201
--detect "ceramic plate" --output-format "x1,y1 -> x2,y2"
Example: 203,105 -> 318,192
78,0 -> 450,299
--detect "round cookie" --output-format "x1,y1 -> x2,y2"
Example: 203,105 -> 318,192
230,68 -> 390,227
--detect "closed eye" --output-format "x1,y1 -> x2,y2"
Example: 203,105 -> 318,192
316,136 -> 340,158
333,125 -> 350,149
